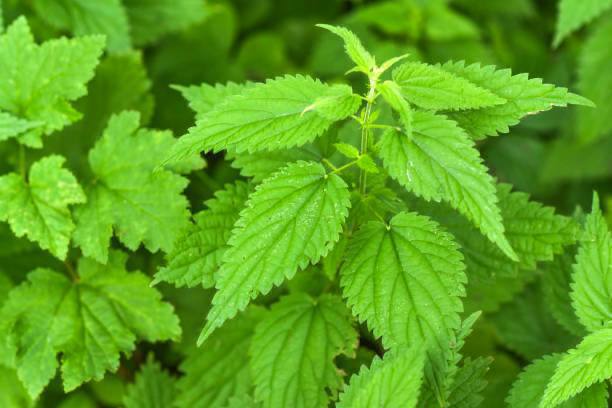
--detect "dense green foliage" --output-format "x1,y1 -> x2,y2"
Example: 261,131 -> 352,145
0,0 -> 611,407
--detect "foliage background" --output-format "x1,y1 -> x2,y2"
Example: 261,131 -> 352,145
0,0 -> 610,406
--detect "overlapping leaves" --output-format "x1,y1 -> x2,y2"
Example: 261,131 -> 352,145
165,75 -> 361,163
73,111 -> 195,263
0,17 -> 104,147
0,251 -> 180,398
199,161 -> 350,343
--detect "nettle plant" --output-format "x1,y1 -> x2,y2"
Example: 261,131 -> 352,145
0,19 -> 610,408
159,25 -> 609,407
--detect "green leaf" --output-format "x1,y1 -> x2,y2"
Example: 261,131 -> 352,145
554,0 -> 612,46
543,251 -> 587,337
440,61 -> 592,139
316,24 -> 375,73
73,111 -> 191,263
226,394 -> 259,408
571,193 -> 612,332
356,155 -> 379,174
409,184 -> 577,312
228,143 -> 325,182
334,142 -> 360,159
391,62 -> 506,111
447,357 -> 492,408
0,251 -> 180,398
0,17 -> 104,147
508,354 -> 561,407
123,0 -> 207,46
337,348 -> 425,408
164,75 -> 361,163
493,184 -> 577,270
491,284 -> 576,360
199,161 -> 350,343
0,155 -> 85,260
173,81 -> 255,119
250,294 -> 357,408
425,5 -> 480,41
46,51 -> 156,176
32,0 -> 130,51
429,184 -> 576,280
577,15 -> 612,142
0,366 -> 33,408
0,112 -> 41,142
176,307 -> 263,408
542,328 -> 612,407
123,355 -> 177,408
349,1 -> 415,36
508,353 -> 608,408
379,111 -> 517,260
154,181 -> 250,288
340,211 -> 465,400
341,211 -> 465,348
379,80 -> 412,136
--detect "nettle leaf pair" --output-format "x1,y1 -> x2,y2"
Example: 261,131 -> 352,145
158,25 -> 593,406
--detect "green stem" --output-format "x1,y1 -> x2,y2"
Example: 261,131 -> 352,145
365,201 -> 388,226
329,159 -> 360,175
18,144 -> 26,179
322,158 -> 338,171
359,75 -> 379,195
64,260 -> 78,282
365,124 -> 400,131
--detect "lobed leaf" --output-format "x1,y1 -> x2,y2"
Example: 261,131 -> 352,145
0,155 -> 85,259
73,111 -> 191,263
0,251 -> 180,398
0,112 -> 41,142
0,17 -> 104,147
32,0 -> 130,51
